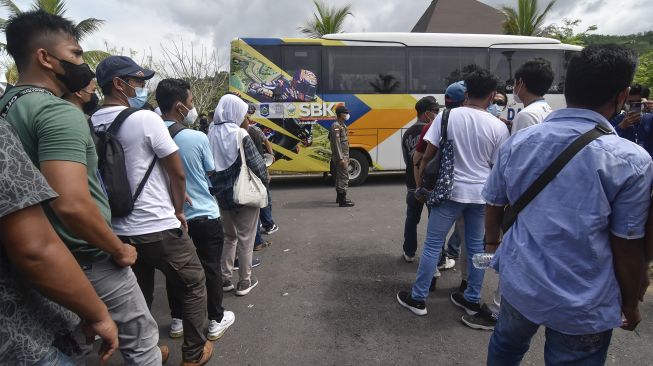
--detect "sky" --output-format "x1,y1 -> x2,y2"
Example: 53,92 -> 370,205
1,0 -> 650,67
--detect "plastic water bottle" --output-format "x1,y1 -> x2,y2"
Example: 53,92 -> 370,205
472,253 -> 494,269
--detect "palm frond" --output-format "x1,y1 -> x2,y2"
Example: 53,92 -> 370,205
0,0 -> 22,17
32,0 -> 66,16
82,50 -> 110,70
298,0 -> 351,38
75,18 -> 104,40
500,0 -> 556,36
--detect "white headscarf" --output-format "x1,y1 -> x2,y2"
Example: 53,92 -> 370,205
208,94 -> 249,171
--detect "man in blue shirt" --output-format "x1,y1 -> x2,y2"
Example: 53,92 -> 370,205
156,79 -> 235,344
610,83 -> 653,156
483,45 -> 652,365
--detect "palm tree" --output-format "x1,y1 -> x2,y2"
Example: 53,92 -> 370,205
298,0 -> 352,39
0,0 -> 109,82
500,0 -> 557,36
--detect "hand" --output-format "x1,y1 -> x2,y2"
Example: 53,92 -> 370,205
339,159 -> 348,169
621,305 -> 642,331
485,243 -> 499,254
82,314 -> 118,364
112,244 -> 137,267
618,113 -> 641,129
644,101 -> 653,113
176,211 -> 188,232
184,194 -> 193,207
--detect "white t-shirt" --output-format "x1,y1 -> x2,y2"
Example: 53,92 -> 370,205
424,106 -> 509,204
91,106 -> 180,236
511,99 -> 552,133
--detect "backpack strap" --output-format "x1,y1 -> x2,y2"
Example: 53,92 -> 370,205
440,108 -> 451,143
1,87 -> 54,118
106,107 -> 140,135
167,122 -> 187,139
501,124 -> 613,232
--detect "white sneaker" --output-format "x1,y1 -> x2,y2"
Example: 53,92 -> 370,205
403,252 -> 415,263
438,257 -> 456,270
207,311 -> 235,341
169,318 -> 183,338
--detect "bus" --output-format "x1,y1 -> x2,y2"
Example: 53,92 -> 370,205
229,32 -> 582,185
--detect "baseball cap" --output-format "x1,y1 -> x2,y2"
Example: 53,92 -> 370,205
445,81 -> 467,105
335,105 -> 349,115
96,56 -> 155,87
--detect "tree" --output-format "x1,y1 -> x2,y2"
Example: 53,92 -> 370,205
0,0 -> 109,82
500,0 -> 556,36
152,40 -> 229,117
298,0 -> 352,39
634,51 -> 653,87
542,18 -> 597,46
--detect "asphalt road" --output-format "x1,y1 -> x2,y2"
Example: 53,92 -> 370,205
94,174 -> 653,365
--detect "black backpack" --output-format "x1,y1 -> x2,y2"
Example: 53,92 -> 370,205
89,108 -> 156,218
167,122 -> 187,139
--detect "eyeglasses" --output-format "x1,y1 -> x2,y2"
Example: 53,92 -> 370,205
494,100 -> 507,107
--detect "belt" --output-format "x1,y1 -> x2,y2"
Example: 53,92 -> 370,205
187,216 -> 220,224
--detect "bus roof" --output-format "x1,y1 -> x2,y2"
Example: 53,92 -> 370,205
322,32 -> 569,48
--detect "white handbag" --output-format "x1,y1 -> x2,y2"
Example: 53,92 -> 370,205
233,129 -> 268,208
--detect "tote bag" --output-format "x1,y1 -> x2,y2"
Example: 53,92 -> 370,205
233,129 -> 268,208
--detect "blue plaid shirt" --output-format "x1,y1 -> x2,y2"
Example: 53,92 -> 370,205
483,108 -> 653,335
210,135 -> 268,211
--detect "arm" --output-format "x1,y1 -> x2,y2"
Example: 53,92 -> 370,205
1,204 -> 118,362
40,161 -> 136,267
263,138 -> 274,155
243,136 -> 269,184
611,235 -> 646,330
330,126 -> 344,162
412,150 -> 424,188
159,151 -> 187,230
416,142 -> 438,188
484,205 -> 504,253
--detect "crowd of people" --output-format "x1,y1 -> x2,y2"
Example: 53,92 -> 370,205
398,45 -> 653,364
0,10 -> 281,366
1,8 -> 653,366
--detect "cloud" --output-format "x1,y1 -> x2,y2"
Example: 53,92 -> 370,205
2,0 -> 649,68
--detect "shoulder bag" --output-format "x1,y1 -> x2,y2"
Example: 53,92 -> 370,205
233,128 -> 268,208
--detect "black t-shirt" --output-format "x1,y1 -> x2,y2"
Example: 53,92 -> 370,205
402,121 -> 427,189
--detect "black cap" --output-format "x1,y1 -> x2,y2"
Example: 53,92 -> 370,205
96,56 -> 155,87
335,105 -> 349,115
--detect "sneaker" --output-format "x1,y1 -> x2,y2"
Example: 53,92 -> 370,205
208,311 -> 235,340
234,257 -> 261,270
263,224 -> 279,235
169,318 -> 183,338
254,241 -> 271,251
461,304 -> 497,330
450,291 -> 481,315
402,252 -> 415,263
223,280 -> 234,292
438,257 -> 456,270
458,279 -> 468,293
181,341 -> 213,366
396,291 -> 427,316
235,277 -> 259,296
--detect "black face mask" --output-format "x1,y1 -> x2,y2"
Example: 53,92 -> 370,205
50,55 -> 95,93
82,92 -> 99,115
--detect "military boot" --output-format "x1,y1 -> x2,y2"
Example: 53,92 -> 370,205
339,193 -> 355,207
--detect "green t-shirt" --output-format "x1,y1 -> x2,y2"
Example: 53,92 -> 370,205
0,86 -> 111,264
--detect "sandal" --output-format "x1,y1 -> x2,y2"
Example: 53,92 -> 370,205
254,241 -> 272,251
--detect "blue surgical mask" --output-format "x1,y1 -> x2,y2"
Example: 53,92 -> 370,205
120,79 -> 149,109
487,103 -> 502,117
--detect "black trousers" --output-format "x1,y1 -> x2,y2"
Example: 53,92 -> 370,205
167,217 -> 225,322
123,228 -> 207,361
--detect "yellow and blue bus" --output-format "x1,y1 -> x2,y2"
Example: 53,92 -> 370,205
229,32 -> 582,185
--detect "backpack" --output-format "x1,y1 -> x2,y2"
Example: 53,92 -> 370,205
167,121 -> 187,139
88,108 -> 156,218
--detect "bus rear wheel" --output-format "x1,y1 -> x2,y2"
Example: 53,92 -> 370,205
348,150 -> 369,186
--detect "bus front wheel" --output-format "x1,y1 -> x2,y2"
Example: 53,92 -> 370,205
348,150 -> 369,186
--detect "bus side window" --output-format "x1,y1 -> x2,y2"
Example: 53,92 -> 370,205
489,48 -> 568,94
324,46 -> 407,94
282,46 -> 322,96
407,47 -> 487,94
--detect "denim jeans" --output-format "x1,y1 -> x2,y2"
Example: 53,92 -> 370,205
254,221 -> 264,246
403,189 -> 426,257
260,188 -> 275,229
411,200 -> 485,302
34,347 -> 75,366
488,298 -> 612,366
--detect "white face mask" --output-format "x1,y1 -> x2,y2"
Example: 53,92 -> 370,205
344,113 -> 350,121
180,104 -> 198,126
513,81 -> 523,104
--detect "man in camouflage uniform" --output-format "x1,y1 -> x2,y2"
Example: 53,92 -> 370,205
330,105 -> 355,207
